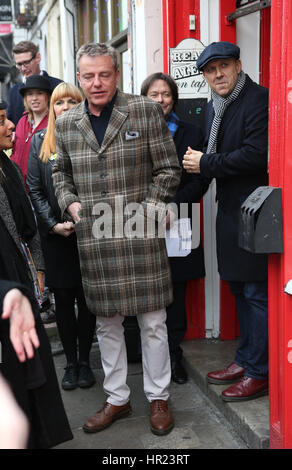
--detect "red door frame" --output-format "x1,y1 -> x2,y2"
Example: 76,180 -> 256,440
268,0 -> 292,449
162,0 -> 205,339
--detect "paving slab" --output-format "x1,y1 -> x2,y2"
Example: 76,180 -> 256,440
182,339 -> 270,449
52,343 -> 248,450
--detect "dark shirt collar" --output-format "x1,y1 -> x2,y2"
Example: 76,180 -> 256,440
84,91 -> 118,116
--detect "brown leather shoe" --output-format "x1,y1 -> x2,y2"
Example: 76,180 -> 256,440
150,400 -> 174,436
222,376 -> 268,402
207,362 -> 245,384
83,401 -> 131,433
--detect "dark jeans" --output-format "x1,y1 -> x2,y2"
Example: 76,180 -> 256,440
228,280 -> 268,380
166,281 -> 187,363
53,286 -> 96,365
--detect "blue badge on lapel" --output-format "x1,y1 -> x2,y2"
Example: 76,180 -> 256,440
125,131 -> 139,141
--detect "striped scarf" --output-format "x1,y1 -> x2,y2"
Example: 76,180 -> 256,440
166,111 -> 180,138
207,71 -> 246,154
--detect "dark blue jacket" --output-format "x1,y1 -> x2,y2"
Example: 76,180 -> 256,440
7,71 -> 62,126
169,120 -> 209,282
200,75 -> 269,282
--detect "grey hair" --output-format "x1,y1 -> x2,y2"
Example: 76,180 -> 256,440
76,43 -> 119,72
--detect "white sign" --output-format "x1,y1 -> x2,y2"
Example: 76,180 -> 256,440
170,38 -> 209,99
0,0 -> 13,23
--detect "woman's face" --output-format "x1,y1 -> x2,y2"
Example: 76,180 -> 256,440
25,89 -> 49,115
146,79 -> 174,118
0,110 -> 14,151
53,96 -> 79,118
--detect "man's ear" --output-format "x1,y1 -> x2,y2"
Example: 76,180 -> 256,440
77,72 -> 81,86
116,68 -> 120,85
35,52 -> 41,65
236,59 -> 242,74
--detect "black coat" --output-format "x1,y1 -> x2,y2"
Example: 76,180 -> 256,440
0,280 -> 72,448
0,156 -> 72,448
200,75 -> 269,282
27,131 -> 82,288
169,120 -> 209,282
7,71 -> 62,126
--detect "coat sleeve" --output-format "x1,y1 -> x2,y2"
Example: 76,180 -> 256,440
27,135 -> 59,234
173,124 -> 210,204
11,161 -> 45,272
140,103 -> 182,221
52,119 -> 80,219
200,87 -> 269,179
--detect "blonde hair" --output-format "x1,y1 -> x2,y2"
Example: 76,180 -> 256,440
40,82 -> 83,163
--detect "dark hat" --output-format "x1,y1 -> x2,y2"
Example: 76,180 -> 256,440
19,74 -> 52,97
196,41 -> 240,71
0,100 -> 7,110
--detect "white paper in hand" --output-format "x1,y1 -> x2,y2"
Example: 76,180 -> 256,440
165,218 -> 192,257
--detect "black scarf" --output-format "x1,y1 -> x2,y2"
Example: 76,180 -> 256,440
0,151 -> 36,242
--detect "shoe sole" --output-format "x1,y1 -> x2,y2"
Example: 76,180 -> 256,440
171,376 -> 188,385
207,375 -> 244,385
221,389 -> 269,402
83,408 -> 131,433
62,383 -> 78,391
151,421 -> 174,436
78,379 -> 96,389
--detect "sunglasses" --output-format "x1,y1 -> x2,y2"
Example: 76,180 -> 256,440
15,54 -> 36,69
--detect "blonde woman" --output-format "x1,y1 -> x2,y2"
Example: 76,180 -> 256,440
27,82 -> 96,391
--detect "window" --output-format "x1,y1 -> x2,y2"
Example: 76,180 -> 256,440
77,0 -> 130,92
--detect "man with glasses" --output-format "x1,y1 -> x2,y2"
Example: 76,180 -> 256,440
7,41 -> 62,126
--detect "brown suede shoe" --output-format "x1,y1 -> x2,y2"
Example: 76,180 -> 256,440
207,362 -> 245,384
150,400 -> 174,436
83,401 -> 131,433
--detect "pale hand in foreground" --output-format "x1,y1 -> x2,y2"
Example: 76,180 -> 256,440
0,374 -> 29,449
2,288 -> 40,362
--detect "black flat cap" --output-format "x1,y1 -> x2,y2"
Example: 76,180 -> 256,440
19,74 -> 52,96
0,100 -> 7,110
196,41 -> 240,71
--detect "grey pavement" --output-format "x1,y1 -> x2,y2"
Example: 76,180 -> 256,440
50,337 -> 249,450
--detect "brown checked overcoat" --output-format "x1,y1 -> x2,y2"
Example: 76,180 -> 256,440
52,90 -> 181,317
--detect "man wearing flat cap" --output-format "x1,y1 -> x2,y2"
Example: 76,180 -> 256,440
183,41 -> 269,402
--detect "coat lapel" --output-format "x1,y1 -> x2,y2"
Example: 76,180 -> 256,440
100,91 -> 129,154
74,111 -> 100,154
73,91 -> 129,155
217,78 -> 250,142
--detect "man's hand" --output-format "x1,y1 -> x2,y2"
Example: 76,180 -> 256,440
164,209 -> 177,230
2,289 -> 40,362
52,221 -> 75,237
67,202 -> 82,223
182,147 -> 203,174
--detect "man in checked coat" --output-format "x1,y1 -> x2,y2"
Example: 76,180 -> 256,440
52,43 -> 181,436
183,42 -> 269,402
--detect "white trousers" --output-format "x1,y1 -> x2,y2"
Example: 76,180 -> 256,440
96,309 -> 171,406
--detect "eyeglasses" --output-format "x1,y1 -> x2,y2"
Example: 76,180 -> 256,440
15,54 -> 36,69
